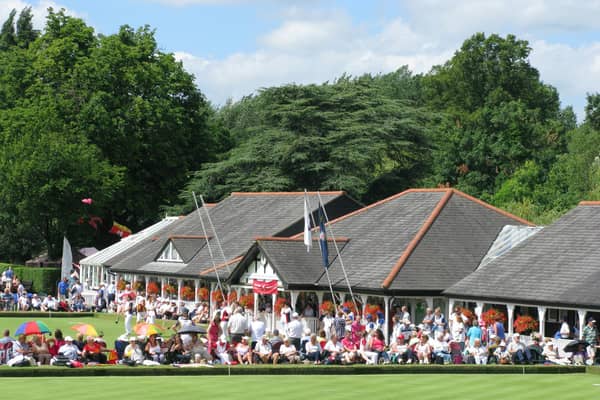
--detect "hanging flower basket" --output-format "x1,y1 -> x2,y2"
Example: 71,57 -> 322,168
180,286 -> 194,301
513,315 -> 538,334
146,281 -> 160,295
227,291 -> 238,304
274,297 -> 288,314
116,279 -> 127,291
319,300 -> 335,315
461,308 -> 475,324
163,284 -> 177,296
211,289 -> 225,303
133,281 -> 144,293
364,304 -> 383,320
238,294 -> 254,309
481,308 -> 506,326
197,287 -> 209,301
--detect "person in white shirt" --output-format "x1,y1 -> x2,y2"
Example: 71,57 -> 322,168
253,335 -> 278,364
123,337 -> 144,364
323,334 -> 344,364
228,307 -> 248,344
250,315 -> 266,349
286,312 -> 303,351
55,336 -> 80,361
465,338 -> 487,364
215,335 -> 232,365
278,337 -> 300,363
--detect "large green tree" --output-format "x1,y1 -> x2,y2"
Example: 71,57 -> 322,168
421,33 -> 571,198
0,9 -> 217,261
173,71 -> 431,210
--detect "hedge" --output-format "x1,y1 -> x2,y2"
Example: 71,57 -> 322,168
0,364 -> 586,378
0,264 -> 61,295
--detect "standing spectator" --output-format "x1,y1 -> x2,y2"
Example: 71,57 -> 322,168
432,307 -> 446,334
228,307 -> 248,344
493,316 -> 506,341
280,302 -> 292,331
559,316 -> 571,339
466,320 -> 483,347
286,312 -> 303,351
58,278 -> 69,300
250,315 -> 266,350
582,317 -> 598,363
106,281 -> 116,308
333,311 -> 346,340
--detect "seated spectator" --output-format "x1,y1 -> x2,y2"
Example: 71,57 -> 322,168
304,333 -> 321,364
165,334 -> 187,364
186,333 -> 212,363
31,335 -> 51,365
416,334 -> 432,364
123,337 -> 144,365
430,332 -> 451,364
72,294 -> 86,312
82,336 -> 106,364
299,328 -> 311,358
18,292 -> 30,311
341,330 -> 359,364
253,335 -> 277,364
278,337 -> 300,364
494,341 -> 511,364
7,335 -> 34,367
542,341 -> 569,365
214,335 -> 232,365
236,336 -> 252,365
54,336 -> 80,362
368,329 -> 390,364
464,338 -> 487,364
323,334 -> 344,364
31,294 -> 42,310
507,333 -> 531,364
41,295 -> 58,311
527,336 -> 545,364
145,334 -> 165,364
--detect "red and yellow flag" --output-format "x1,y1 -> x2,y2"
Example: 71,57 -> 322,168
109,221 -> 132,238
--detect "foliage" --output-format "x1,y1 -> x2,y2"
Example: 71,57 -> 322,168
172,71 -> 432,209
421,33 -> 570,199
238,293 -> 254,309
227,291 -> 238,304
319,300 -> 335,315
342,301 -> 359,316
364,304 -> 383,320
163,283 -> 176,296
0,264 -> 60,294
461,309 -> 475,324
197,287 -> 209,301
274,297 -> 288,314
0,8 -> 217,262
513,315 -> 539,334
481,308 -> 506,326
146,281 -> 159,296
133,281 -> 144,293
180,286 -> 194,301
211,289 -> 224,303
116,279 -> 126,291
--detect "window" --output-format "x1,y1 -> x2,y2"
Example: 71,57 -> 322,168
157,241 -> 182,262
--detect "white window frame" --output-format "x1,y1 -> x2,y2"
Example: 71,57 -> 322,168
157,241 -> 183,263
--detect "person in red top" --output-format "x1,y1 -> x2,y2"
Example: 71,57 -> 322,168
82,336 -> 106,363
341,330 -> 359,364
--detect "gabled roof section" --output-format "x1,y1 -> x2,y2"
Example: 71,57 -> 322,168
444,201 -> 600,309
107,191 -> 362,280
318,188 -> 531,292
478,225 -> 543,268
167,235 -> 210,263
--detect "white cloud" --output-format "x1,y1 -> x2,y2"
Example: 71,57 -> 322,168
0,1 -> 82,30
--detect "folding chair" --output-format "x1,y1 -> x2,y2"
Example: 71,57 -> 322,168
0,341 -> 13,364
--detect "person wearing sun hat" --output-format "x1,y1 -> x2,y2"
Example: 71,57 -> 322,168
57,336 -> 80,361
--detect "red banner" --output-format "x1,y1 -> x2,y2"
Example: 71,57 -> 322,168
252,279 -> 278,295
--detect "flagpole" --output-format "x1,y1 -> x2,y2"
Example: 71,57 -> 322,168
192,192 -> 226,297
316,191 -> 360,316
305,190 -> 338,312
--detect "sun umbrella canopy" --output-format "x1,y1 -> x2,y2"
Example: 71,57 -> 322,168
15,320 -> 50,336
177,325 -> 207,335
562,339 -> 588,353
71,323 -> 99,337
134,323 -> 163,337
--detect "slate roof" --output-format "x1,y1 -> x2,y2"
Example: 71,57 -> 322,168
107,192 -> 361,279
444,202 -> 600,310
231,189 -> 531,294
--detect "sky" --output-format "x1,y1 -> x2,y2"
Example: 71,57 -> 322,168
2,0 -> 600,122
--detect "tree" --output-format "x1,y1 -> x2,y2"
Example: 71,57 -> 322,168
173,71 -> 431,210
421,33 -> 569,197
0,9 -> 16,50
585,93 -> 600,131
16,7 -> 37,48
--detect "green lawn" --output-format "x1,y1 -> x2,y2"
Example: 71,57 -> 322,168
1,374 -> 599,399
0,313 -> 177,344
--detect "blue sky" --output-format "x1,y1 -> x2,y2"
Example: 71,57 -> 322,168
3,0 -> 600,121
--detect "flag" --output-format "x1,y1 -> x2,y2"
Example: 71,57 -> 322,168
61,237 -> 73,280
318,206 -> 329,269
252,279 -> 278,295
109,221 -> 132,238
81,198 -> 93,205
303,193 -> 312,252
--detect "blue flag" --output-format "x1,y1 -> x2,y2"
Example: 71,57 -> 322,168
318,206 -> 329,269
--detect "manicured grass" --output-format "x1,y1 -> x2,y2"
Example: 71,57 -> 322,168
2,374 -> 599,399
0,313 -> 176,344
